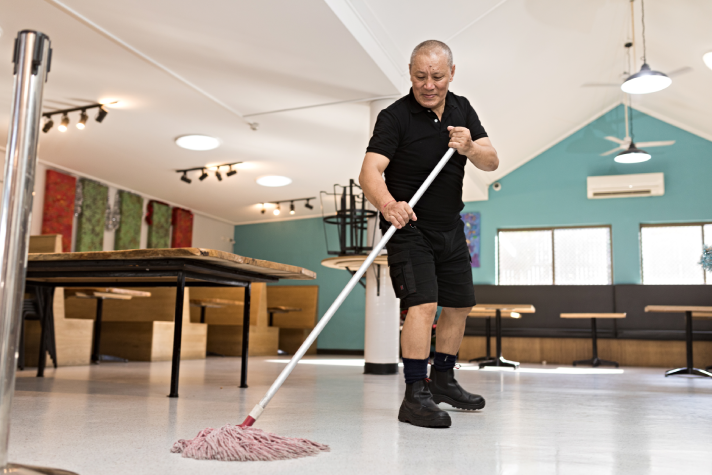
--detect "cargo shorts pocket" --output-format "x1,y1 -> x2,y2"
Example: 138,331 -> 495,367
388,250 -> 416,299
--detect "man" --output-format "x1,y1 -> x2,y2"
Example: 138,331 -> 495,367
359,40 -> 499,429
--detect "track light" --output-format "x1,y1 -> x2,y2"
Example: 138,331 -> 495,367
95,105 -> 108,123
76,110 -> 88,129
215,169 -> 222,181
199,169 -> 208,181
226,166 -> 237,177
58,114 -> 69,132
289,202 -> 295,215
304,199 -> 313,210
42,118 -> 53,133
273,205 -> 281,216
260,203 -> 266,214
180,172 -> 191,184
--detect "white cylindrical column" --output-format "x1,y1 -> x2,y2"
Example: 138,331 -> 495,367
363,97 -> 399,375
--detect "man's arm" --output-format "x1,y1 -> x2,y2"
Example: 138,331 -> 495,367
358,152 -> 416,229
447,126 -> 499,171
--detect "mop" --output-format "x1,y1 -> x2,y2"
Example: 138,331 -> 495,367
172,148 -> 457,461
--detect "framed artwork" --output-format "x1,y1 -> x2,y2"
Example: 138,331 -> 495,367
461,212 -> 481,268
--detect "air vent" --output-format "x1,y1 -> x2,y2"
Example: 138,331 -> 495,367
587,173 -> 664,200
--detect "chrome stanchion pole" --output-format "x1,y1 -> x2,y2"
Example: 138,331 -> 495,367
0,30 -> 77,475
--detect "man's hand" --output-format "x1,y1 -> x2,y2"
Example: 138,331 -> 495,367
384,201 -> 417,229
447,126 -> 474,155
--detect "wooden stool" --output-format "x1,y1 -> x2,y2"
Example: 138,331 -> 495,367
469,304 -> 535,369
66,288 -> 151,364
561,313 -> 626,368
645,306 -> 712,378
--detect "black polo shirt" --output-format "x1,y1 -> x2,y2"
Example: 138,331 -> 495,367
366,88 -> 487,231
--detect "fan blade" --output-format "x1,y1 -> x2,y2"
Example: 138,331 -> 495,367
604,136 -> 627,144
582,83 -> 620,87
667,67 -> 692,78
600,146 -> 623,156
636,140 -> 675,148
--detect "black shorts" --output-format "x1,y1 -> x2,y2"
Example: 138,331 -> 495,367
384,220 -> 476,310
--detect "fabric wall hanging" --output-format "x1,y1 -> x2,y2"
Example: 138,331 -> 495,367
114,191 -> 143,250
41,169 -> 76,252
461,212 -> 481,268
171,207 -> 193,248
75,179 -> 108,252
146,200 -> 171,248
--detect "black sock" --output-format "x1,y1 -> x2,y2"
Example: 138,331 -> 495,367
402,357 -> 429,384
433,352 -> 457,372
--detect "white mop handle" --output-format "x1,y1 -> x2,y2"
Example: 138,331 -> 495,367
252,147 -> 456,416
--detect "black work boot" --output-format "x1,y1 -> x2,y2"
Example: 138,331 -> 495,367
398,379 -> 452,428
428,367 -> 486,410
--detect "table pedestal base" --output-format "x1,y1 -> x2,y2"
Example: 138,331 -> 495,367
665,367 -> 712,378
573,357 -> 619,368
5,463 -> 79,474
479,356 -> 519,369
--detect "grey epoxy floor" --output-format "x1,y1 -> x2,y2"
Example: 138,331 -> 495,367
10,356 -> 712,475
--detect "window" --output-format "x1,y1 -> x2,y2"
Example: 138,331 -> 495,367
640,224 -> 712,285
498,226 -> 612,285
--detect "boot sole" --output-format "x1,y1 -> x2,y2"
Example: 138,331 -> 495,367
432,395 -> 485,411
398,407 -> 451,428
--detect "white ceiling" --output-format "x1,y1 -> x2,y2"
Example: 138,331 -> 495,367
0,0 -> 710,225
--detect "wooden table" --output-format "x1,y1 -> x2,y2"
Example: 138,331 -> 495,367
65,288 -> 151,364
321,254 -> 388,292
469,304 -> 535,369
26,248 -> 315,396
267,306 -> 302,326
645,305 -> 712,378
190,298 -> 241,323
467,308 -> 522,365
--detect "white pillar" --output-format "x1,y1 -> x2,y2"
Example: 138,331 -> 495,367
363,98 -> 400,375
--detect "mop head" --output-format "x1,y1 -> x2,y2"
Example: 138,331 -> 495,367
171,424 -> 330,461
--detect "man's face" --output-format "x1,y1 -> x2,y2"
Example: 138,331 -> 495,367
409,50 -> 455,109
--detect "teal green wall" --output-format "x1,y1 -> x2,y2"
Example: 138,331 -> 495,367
233,217 -> 365,350
467,105 -> 712,285
234,105 -> 712,349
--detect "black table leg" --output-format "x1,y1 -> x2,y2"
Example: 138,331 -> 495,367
666,311 -> 712,378
574,318 -> 618,368
200,306 -> 206,324
240,283 -> 251,388
269,311 -> 274,327
91,298 -> 103,364
469,317 -> 494,364
169,272 -> 186,397
36,287 -> 57,377
479,309 -> 519,369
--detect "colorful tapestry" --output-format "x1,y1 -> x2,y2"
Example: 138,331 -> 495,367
146,200 -> 171,248
171,207 -> 193,248
114,191 -> 143,250
75,179 -> 108,252
41,170 -> 76,252
461,212 -> 481,268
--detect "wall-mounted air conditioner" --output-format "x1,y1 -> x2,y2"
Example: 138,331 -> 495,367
587,172 -> 664,199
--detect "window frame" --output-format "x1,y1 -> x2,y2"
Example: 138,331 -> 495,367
497,224 -> 614,286
639,222 -> 712,285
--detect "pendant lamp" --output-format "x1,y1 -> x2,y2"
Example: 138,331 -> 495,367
621,0 -> 670,95
615,143 -> 651,163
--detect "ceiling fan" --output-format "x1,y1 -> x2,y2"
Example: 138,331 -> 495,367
600,99 -> 674,162
584,0 -> 693,93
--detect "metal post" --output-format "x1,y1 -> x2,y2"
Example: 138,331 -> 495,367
240,284 -> 251,388
91,299 -> 103,363
591,318 -> 598,360
485,317 -> 491,358
1,30 -> 77,475
685,311 -> 693,374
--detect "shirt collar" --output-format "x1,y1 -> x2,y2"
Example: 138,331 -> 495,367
408,88 -> 458,114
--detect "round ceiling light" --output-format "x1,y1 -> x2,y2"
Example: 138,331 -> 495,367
175,135 -> 220,151
614,143 -> 652,164
621,63 -> 671,95
703,52 -> 712,71
256,176 -> 292,187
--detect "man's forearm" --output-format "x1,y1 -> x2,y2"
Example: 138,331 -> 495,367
464,141 -> 499,171
359,168 -> 395,211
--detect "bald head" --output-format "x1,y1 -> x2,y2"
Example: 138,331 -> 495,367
410,40 -> 453,69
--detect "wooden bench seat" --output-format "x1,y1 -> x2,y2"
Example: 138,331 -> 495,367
266,285 -> 319,355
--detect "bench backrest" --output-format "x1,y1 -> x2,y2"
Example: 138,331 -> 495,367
266,285 -> 319,329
